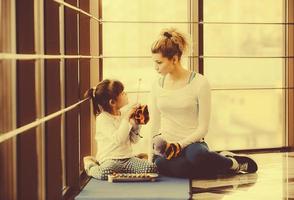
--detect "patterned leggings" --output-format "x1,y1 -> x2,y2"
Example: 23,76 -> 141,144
88,157 -> 157,180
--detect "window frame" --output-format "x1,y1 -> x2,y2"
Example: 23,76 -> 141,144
287,0 -> 294,148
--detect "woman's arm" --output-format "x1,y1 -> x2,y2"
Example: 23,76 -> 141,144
178,77 -> 211,148
148,81 -> 161,162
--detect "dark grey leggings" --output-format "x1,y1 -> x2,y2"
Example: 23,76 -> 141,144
154,142 -> 233,178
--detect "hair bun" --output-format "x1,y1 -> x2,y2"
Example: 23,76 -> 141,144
163,32 -> 172,38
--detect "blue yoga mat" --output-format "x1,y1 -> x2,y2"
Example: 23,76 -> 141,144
75,176 -> 190,200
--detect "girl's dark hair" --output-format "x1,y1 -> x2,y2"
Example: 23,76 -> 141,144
151,28 -> 188,60
84,79 -> 124,115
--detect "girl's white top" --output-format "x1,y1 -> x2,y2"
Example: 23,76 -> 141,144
149,73 -> 211,151
95,111 -> 140,163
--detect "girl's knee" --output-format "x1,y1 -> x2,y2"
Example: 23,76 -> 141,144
145,163 -> 157,173
135,158 -> 157,173
93,168 -> 113,180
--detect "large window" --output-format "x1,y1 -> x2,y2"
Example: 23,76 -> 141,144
203,0 -> 286,150
102,0 -> 287,152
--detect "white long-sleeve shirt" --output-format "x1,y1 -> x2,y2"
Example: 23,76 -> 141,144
95,111 -> 141,163
149,73 -> 211,157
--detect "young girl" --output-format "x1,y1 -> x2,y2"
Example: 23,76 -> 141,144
149,28 -> 258,178
84,79 -> 157,180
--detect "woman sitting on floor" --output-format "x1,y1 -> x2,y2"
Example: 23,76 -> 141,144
149,28 -> 258,178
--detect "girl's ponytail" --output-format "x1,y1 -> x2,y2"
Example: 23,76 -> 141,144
85,79 -> 124,116
84,87 -> 95,99
84,87 -> 101,116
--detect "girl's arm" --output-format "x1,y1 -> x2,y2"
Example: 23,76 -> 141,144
148,81 -> 161,162
97,111 -> 132,146
109,118 -> 131,144
178,77 -> 211,148
129,123 -> 141,144
107,105 -> 140,145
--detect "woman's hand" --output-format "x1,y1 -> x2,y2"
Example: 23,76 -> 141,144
165,143 -> 182,160
153,136 -> 182,160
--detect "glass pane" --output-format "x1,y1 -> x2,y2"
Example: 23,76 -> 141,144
103,58 -> 189,92
206,89 -> 285,151
204,58 -> 285,88
203,1 -> 286,150
204,0 -> 285,23
102,0 -> 188,21
204,24 -> 285,56
103,23 -> 189,56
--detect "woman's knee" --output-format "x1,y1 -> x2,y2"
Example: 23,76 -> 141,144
154,157 -> 166,167
185,143 -> 209,164
154,157 -> 169,173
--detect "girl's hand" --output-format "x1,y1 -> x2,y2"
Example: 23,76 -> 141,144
127,103 -> 141,121
129,118 -> 137,126
121,104 -> 137,120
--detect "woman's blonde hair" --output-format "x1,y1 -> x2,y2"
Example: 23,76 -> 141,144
151,28 -> 188,60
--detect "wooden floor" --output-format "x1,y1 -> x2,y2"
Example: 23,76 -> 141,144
191,152 -> 294,199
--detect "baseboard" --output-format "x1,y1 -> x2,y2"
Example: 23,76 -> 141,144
216,147 -> 292,154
